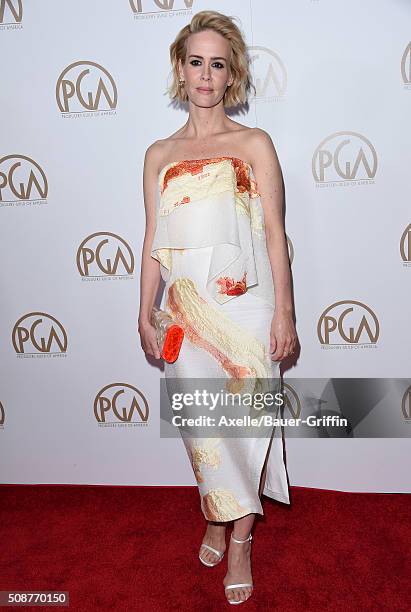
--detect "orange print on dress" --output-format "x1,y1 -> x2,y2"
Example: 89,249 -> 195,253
173,195 -> 190,209
216,271 -> 247,296
232,159 -> 255,196
161,157 -> 260,197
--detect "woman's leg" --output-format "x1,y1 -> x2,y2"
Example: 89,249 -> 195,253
199,520 -> 227,564
224,513 -> 255,604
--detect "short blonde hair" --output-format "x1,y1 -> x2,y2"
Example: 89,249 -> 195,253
167,10 -> 255,108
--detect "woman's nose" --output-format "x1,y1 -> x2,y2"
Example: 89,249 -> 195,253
201,65 -> 211,80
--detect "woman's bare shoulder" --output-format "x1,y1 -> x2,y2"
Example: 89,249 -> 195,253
145,129 -> 185,174
144,139 -> 170,176
243,128 -> 279,168
237,125 -> 272,144
221,124 -> 273,168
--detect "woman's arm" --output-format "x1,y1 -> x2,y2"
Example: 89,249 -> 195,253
249,128 -> 298,361
138,142 -> 162,359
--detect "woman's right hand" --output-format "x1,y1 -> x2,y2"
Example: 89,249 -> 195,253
138,320 -> 161,360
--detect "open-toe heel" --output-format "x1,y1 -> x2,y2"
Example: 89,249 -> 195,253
199,542 -> 225,567
224,533 -> 253,605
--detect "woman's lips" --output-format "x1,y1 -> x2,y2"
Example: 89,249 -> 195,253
197,88 -> 213,94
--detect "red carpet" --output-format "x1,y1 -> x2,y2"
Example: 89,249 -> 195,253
0,485 -> 409,611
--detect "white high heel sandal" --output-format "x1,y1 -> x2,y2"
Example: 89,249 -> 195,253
224,533 -> 253,605
199,542 -> 225,567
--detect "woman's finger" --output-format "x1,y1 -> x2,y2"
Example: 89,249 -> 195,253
152,343 -> 161,359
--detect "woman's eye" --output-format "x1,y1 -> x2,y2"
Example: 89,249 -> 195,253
189,60 -> 225,69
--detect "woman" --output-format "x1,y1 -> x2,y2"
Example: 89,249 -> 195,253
138,10 -> 298,606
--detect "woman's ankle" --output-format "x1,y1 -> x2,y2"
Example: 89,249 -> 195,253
207,521 -> 226,530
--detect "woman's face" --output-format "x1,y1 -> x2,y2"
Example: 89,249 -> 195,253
178,29 -> 233,108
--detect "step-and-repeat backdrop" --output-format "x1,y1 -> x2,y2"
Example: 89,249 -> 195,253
1,0 -> 410,494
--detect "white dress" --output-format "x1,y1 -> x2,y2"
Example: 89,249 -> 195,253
151,156 -> 290,521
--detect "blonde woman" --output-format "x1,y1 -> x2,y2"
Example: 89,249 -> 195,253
138,10 -> 298,606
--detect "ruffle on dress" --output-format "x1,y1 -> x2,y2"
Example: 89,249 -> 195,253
151,156 -> 275,307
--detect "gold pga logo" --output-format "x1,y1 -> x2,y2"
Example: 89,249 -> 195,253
0,154 -> 48,206
281,382 -> 302,419
317,300 -> 379,347
94,383 -> 149,425
130,0 -> 193,16
400,223 -> 411,266
248,46 -> 287,101
12,312 -> 68,355
0,0 -> 22,25
401,385 -> 411,421
56,61 -> 117,115
401,42 -> 411,88
76,232 -> 135,278
312,131 -> 377,186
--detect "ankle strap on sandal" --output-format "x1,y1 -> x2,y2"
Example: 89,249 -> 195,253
231,533 -> 253,544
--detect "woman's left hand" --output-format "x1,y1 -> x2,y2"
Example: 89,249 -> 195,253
270,311 -> 298,361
